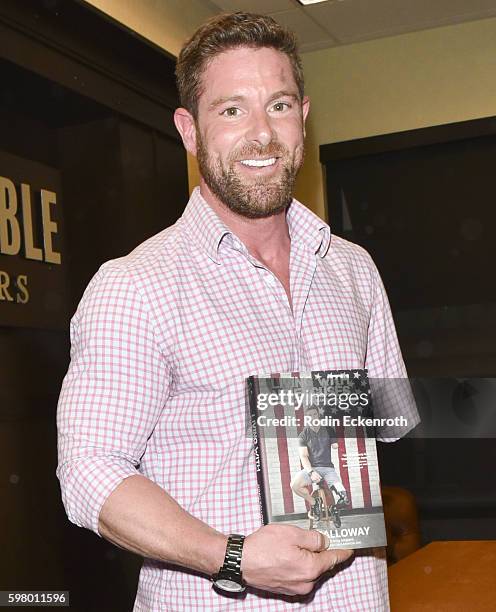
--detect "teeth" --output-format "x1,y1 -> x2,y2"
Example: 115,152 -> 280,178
240,158 -> 277,167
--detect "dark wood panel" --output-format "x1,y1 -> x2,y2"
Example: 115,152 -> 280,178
0,2 -> 188,608
0,0 -> 178,138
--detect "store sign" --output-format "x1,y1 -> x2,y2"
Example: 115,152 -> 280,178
0,151 -> 68,329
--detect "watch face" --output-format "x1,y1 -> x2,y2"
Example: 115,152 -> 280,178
214,578 -> 245,593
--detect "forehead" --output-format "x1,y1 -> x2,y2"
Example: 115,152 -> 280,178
199,46 -> 297,104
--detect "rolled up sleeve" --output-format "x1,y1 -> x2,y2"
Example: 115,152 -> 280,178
56,261 -> 171,535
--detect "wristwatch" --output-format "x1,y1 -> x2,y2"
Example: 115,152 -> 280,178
212,534 -> 246,593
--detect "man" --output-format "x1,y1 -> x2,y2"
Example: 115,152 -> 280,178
291,407 -> 349,520
57,12 -> 408,611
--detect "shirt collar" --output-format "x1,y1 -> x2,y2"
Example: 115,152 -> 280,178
286,197 -> 331,258
181,187 -> 232,264
181,186 -> 331,263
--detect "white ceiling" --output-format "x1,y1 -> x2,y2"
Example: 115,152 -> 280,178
207,0 -> 496,52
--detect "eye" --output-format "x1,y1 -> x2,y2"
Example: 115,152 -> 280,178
270,101 -> 291,112
221,107 -> 241,117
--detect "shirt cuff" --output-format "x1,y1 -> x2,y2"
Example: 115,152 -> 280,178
57,456 -> 139,536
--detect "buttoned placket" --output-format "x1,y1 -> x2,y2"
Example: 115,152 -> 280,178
228,235 -> 317,373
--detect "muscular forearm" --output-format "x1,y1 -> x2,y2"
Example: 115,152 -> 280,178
99,474 -> 353,596
98,474 -> 227,575
300,456 -> 312,471
298,446 -> 313,472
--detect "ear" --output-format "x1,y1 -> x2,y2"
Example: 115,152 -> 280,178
301,95 -> 310,138
174,108 -> 197,156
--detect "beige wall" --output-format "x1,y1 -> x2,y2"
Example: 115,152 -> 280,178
299,17 -> 496,221
83,3 -> 496,222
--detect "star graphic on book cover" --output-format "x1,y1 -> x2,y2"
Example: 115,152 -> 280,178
353,371 -> 361,379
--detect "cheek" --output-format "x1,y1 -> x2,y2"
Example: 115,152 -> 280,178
205,130 -> 238,159
273,120 -> 304,147
286,123 -> 305,145
209,119 -> 247,146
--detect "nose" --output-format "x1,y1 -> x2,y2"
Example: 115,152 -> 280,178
244,109 -> 274,147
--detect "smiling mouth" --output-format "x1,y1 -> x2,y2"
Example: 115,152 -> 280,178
239,157 -> 278,168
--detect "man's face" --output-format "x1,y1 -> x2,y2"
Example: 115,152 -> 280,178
194,46 -> 309,218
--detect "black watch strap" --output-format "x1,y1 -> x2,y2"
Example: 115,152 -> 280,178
213,533 -> 246,593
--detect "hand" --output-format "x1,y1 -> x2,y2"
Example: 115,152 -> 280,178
241,524 -> 353,596
310,471 -> 322,483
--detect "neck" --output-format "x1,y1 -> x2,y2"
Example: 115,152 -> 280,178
199,178 -> 291,263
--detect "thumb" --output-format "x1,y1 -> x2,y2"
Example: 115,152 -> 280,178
299,528 -> 330,553
316,548 -> 354,572
298,530 -> 354,564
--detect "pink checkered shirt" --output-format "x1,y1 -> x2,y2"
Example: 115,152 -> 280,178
57,187 -> 408,611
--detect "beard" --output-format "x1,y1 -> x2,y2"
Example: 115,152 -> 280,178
196,130 -> 304,219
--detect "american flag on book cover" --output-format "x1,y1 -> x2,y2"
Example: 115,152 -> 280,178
255,370 -> 382,519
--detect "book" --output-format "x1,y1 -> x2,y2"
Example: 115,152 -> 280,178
247,369 -> 387,550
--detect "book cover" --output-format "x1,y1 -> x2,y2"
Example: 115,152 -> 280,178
248,369 -> 387,550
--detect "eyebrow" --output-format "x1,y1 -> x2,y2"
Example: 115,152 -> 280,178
208,95 -> 245,111
208,90 -> 300,111
268,90 -> 300,103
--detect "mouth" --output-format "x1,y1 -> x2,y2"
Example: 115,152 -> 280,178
237,157 -> 279,170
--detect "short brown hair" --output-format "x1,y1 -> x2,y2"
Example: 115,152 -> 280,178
175,12 -> 304,119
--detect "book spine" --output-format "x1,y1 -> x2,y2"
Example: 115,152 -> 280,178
247,376 -> 269,525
